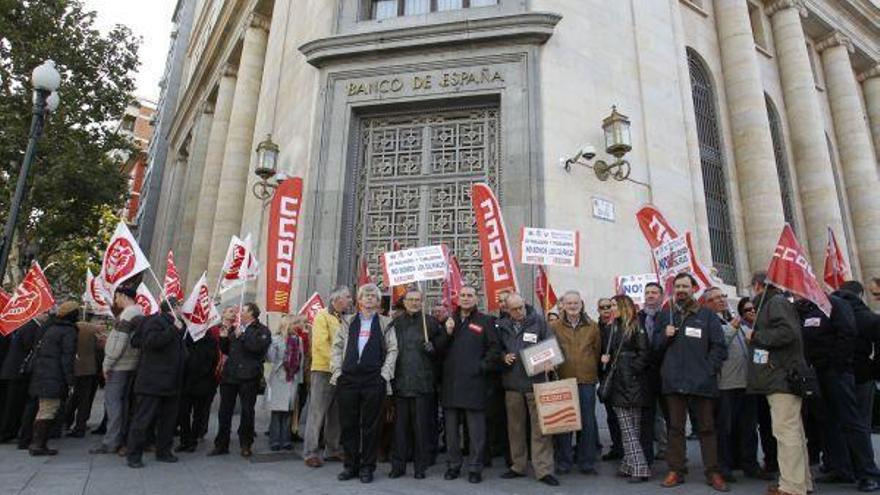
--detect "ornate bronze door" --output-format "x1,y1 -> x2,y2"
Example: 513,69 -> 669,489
355,105 -> 501,301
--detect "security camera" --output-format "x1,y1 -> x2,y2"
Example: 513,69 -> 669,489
580,144 -> 597,161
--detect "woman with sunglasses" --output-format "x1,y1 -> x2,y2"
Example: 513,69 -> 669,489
737,298 -> 757,329
601,294 -> 652,482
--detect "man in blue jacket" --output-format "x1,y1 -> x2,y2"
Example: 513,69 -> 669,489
655,273 -> 728,491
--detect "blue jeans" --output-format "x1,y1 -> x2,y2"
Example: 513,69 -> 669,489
818,369 -> 880,480
554,383 -> 598,470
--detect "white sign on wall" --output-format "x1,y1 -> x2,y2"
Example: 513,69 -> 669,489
592,197 -> 615,222
520,227 -> 580,267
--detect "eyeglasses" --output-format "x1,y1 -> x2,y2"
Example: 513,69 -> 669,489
599,305 -> 612,310
743,307 -> 756,313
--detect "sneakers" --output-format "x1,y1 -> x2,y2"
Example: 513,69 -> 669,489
708,473 -> 730,492
661,471 -> 684,488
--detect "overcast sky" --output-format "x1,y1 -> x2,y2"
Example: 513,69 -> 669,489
83,0 -> 178,103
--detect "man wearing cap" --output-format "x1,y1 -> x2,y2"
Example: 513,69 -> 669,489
90,284 -> 144,455
126,298 -> 187,468
27,300 -> 79,456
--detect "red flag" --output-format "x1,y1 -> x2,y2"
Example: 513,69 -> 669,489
472,183 -> 519,312
0,262 -> 55,336
441,247 -> 464,313
358,257 -> 374,287
266,177 -> 304,313
297,292 -> 325,325
636,204 -> 713,289
390,240 -> 407,305
0,288 -> 10,312
135,282 -> 159,316
535,266 -> 558,312
767,224 -> 831,317
823,227 -> 849,291
164,251 -> 184,301
181,272 -> 221,341
101,222 -> 150,290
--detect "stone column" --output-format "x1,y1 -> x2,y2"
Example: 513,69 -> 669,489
714,0 -> 786,271
859,64 -> 880,166
207,13 -> 269,282
175,102 -> 214,288
187,65 -> 237,283
766,0 -> 846,271
160,150 -> 189,274
820,32 -> 880,280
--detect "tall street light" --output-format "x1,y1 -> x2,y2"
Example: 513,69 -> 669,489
0,60 -> 61,282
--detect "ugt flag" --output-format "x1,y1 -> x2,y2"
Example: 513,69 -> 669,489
164,251 -> 184,301
182,272 -> 221,341
101,222 -> 150,290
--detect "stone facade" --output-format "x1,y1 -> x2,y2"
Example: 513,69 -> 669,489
147,0 -> 880,310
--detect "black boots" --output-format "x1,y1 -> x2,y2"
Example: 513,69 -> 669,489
29,420 -> 58,456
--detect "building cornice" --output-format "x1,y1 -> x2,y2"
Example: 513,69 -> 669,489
299,12 -> 562,68
815,30 -> 855,54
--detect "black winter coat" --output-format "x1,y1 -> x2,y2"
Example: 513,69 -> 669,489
0,320 -> 44,380
496,312 -> 553,392
605,322 -> 651,408
131,312 -> 187,396
833,290 -> 880,383
391,311 -> 441,397
28,319 -> 76,399
435,309 -> 500,410
655,301 -> 727,398
182,332 -> 219,396
220,320 -> 271,384
796,295 -> 856,373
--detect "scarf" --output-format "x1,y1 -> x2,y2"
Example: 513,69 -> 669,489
283,334 -> 301,382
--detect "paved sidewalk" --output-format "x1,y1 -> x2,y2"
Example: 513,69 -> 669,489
0,392 -> 870,495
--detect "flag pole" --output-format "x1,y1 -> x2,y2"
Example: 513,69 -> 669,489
419,280 -> 428,343
147,267 -> 183,323
544,266 -> 550,316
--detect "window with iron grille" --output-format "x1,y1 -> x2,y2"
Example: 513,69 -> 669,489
368,0 -> 497,20
687,49 -> 738,285
765,96 -> 796,229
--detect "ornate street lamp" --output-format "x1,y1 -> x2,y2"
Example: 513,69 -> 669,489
252,134 -> 280,201
561,105 -> 633,182
0,60 -> 62,281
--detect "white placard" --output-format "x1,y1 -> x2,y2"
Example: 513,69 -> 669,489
652,235 -> 692,285
382,245 -> 448,287
592,197 -> 615,222
520,227 -> 580,267
615,273 -> 660,306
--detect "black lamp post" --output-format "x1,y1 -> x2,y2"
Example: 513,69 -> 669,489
0,60 -> 61,283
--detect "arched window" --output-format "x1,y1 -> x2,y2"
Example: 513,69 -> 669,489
688,48 -> 737,285
765,95 -> 796,228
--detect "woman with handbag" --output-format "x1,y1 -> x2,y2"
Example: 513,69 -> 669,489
600,295 -> 651,482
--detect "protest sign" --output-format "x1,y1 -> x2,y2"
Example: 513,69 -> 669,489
382,245 -> 448,287
520,227 -> 579,267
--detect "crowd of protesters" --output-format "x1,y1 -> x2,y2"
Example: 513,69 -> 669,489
2,274 -> 880,495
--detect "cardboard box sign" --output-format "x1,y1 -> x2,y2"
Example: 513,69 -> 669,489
520,337 -> 565,377
534,378 -> 582,435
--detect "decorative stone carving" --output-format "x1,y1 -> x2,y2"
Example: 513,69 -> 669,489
816,31 -> 854,54
765,0 -> 807,18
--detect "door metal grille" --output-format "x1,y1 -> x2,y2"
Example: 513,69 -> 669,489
688,50 -> 738,285
355,105 -> 501,302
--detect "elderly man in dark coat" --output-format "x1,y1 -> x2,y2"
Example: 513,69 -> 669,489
435,285 -> 499,484
28,301 -> 79,456
126,298 -> 187,468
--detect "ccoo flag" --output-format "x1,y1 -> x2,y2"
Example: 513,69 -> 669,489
472,183 -> 519,312
767,224 -> 831,317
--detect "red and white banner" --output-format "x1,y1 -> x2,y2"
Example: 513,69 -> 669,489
101,222 -> 150,290
297,292 -> 325,325
163,251 -> 184,301
83,269 -> 113,317
182,272 -> 221,341
266,177 -> 303,313
520,227 -> 579,267
636,205 -> 712,289
472,183 -> 519,312
135,283 -> 159,316
0,288 -> 10,312
823,227 -> 849,291
219,234 -> 259,293
535,265 -> 558,312
767,224 -> 831,316
0,262 -> 55,336
358,257 -> 374,287
441,247 -> 464,314
382,245 -> 448,287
